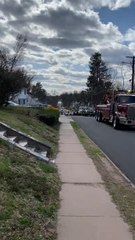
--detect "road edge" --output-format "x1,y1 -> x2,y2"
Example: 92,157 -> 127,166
71,119 -> 135,239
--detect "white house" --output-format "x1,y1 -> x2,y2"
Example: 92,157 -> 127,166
12,88 -> 43,107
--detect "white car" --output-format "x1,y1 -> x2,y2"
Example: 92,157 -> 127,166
8,101 -> 19,106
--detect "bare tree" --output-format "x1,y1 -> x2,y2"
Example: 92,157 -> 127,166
0,34 -> 32,106
10,34 -> 28,72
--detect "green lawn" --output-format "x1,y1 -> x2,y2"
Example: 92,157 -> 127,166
0,107 -> 61,240
0,107 -> 59,157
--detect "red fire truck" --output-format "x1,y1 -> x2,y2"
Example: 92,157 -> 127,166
95,92 -> 135,129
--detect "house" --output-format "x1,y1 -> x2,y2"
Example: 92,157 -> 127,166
12,88 -> 31,106
12,88 -> 45,107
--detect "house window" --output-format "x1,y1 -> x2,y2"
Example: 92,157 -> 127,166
18,99 -> 26,105
24,89 -> 27,95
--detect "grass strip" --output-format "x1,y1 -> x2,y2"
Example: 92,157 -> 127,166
71,121 -> 135,239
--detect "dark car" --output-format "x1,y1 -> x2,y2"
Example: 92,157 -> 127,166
78,106 -> 95,116
88,107 -> 95,116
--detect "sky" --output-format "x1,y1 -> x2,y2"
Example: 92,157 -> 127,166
0,0 -> 135,94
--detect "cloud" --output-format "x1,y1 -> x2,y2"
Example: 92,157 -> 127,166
100,44 -> 132,63
23,6 -> 122,51
0,0 -> 25,19
66,0 -> 134,10
0,0 -> 39,19
124,28 -> 135,55
33,6 -> 100,35
110,0 -> 133,10
0,0 -> 134,94
125,28 -> 135,41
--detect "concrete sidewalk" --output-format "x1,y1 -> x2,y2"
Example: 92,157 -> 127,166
56,115 -> 133,240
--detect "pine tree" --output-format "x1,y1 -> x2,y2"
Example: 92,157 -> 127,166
86,52 -> 112,104
31,82 -> 47,103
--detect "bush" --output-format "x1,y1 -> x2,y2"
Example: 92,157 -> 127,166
38,106 -> 60,126
1,105 -> 60,126
38,115 -> 56,126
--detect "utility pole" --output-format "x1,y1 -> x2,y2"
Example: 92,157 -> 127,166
126,56 -> 135,92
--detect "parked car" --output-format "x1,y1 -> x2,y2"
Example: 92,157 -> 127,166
78,106 -> 95,116
88,107 -> 95,116
7,101 -> 20,106
78,106 -> 85,115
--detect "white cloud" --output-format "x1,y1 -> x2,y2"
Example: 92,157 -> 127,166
0,0 -> 134,94
125,28 -> 135,41
110,0 -> 133,10
66,0 -> 134,10
124,28 -> 135,55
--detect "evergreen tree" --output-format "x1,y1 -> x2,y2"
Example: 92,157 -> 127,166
86,52 -> 112,104
31,82 -> 47,103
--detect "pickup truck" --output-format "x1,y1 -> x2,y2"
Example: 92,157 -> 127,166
95,94 -> 135,129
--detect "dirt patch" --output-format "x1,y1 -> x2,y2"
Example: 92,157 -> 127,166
97,154 -> 128,184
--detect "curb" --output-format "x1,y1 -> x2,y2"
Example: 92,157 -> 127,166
71,119 -> 135,189
97,152 -> 135,189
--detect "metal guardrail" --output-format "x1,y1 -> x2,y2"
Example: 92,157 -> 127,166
0,122 -> 51,163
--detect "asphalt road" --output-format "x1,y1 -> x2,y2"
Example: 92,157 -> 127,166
72,116 -> 135,184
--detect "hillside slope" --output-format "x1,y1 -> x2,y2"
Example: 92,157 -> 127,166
0,107 -> 60,240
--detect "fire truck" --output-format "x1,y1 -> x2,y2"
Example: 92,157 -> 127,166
95,92 -> 135,129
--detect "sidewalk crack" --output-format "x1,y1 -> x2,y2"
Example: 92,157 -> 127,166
62,182 -> 104,187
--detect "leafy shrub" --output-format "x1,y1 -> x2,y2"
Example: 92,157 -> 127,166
38,115 -> 55,126
38,106 -> 60,126
2,105 -> 60,126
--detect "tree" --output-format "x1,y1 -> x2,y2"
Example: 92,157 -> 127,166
31,82 -> 47,103
0,34 -> 32,106
10,34 -> 28,72
86,52 -> 112,104
46,94 -> 59,107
